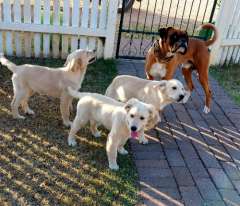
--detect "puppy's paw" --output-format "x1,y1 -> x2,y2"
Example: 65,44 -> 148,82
63,120 -> 72,127
109,163 -> 119,171
203,106 -> 210,114
13,114 -> 25,120
118,148 -> 128,155
182,91 -> 191,104
93,131 -> 101,138
139,136 -> 149,145
26,109 -> 35,115
68,137 -> 77,146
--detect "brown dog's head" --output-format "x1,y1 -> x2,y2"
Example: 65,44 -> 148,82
158,27 -> 188,55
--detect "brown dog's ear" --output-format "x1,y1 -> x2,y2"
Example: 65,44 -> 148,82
158,28 -> 167,39
158,27 -> 173,40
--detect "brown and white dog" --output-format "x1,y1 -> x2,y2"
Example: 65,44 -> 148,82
145,23 -> 218,113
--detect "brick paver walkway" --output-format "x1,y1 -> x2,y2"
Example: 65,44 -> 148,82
117,60 -> 240,206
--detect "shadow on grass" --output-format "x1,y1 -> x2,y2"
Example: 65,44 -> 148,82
0,58 -> 138,206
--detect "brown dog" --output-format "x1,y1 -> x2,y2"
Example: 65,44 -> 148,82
145,23 -> 218,113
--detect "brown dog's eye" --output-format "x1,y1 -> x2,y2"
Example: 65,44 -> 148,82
172,86 -> 177,90
130,114 -> 134,118
140,116 -> 145,120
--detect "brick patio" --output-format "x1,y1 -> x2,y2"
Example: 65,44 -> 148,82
117,60 -> 240,206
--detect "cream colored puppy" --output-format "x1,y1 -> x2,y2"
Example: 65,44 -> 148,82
106,75 -> 190,112
0,49 -> 96,126
67,87 -> 160,170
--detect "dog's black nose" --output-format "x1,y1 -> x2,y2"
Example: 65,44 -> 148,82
178,95 -> 184,101
131,126 -> 137,131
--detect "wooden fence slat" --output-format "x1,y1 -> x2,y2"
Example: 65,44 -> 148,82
70,0 -> 80,52
34,0 -> 41,58
3,0 -> 13,55
0,22 -> 107,37
24,0 -> 31,57
14,0 -> 22,57
0,3 -> 3,53
231,1 -> 240,63
89,0 -> 99,51
62,0 -> 70,59
97,0 -> 107,58
80,0 -> 89,49
52,0 -> 60,58
211,0 -> 236,65
104,0 -> 118,58
225,0 -> 240,64
43,0 -> 50,58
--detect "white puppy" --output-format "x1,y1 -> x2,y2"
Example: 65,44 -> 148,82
0,49 -> 96,126
67,87 -> 160,170
106,75 -> 190,112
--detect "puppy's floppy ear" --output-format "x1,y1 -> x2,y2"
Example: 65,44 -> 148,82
153,80 -> 167,91
67,58 -> 83,72
146,106 -> 161,129
124,98 -> 138,112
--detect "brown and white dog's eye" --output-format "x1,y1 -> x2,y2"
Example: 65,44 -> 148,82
130,114 -> 135,118
172,86 -> 177,90
140,116 -> 145,120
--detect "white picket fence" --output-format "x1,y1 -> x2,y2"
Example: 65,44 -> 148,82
211,0 -> 240,65
0,0 -> 118,59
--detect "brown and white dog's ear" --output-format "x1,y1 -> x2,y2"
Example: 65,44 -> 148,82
124,98 -> 138,112
158,27 -> 173,40
146,106 -> 161,129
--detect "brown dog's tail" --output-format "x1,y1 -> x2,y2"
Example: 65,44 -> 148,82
199,23 -> 218,47
0,54 -> 17,73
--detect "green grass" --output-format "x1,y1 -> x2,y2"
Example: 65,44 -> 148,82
0,58 -> 139,206
210,65 -> 240,105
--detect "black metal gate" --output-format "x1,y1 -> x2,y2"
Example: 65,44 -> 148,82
116,0 -> 218,59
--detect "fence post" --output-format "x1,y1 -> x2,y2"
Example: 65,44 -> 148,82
104,1 -> 118,59
211,0 -> 235,65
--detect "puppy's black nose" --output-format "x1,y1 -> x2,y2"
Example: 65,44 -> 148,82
131,126 -> 137,131
178,94 -> 184,101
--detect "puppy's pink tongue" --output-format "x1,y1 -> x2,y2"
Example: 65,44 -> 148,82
131,131 -> 138,139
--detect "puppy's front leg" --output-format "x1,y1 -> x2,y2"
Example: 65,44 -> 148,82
138,129 -> 148,145
106,133 -> 119,170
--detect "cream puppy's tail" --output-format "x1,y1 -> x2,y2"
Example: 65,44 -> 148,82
0,53 -> 17,72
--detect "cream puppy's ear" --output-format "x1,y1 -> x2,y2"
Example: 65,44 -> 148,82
67,58 -> 83,72
124,98 -> 138,112
146,106 -> 161,129
153,80 -> 167,91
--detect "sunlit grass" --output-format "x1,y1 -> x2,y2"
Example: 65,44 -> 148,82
210,65 -> 240,105
0,57 -> 139,205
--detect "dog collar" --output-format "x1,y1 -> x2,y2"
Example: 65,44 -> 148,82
153,40 -> 174,63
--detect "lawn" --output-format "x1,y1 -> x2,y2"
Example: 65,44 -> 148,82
0,58 -> 139,206
210,64 -> 240,105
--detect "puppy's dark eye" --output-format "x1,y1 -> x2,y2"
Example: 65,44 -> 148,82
140,116 -> 145,120
130,114 -> 134,118
172,86 -> 177,90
